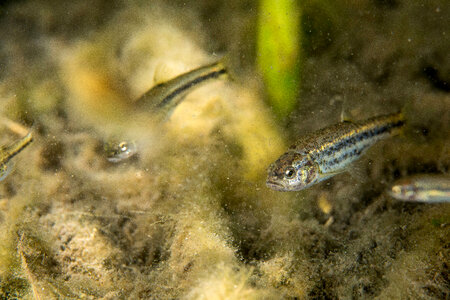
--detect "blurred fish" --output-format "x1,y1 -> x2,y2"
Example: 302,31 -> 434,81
388,174 -> 450,203
0,131 -> 33,181
267,112 -> 405,191
135,60 -> 227,119
106,60 -> 228,163
104,140 -> 137,163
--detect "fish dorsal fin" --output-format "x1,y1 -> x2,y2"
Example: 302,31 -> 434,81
153,61 -> 186,85
340,109 -> 354,123
331,95 -> 354,123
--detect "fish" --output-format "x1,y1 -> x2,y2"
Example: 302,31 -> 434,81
0,131 -> 33,181
135,60 -> 228,120
388,174 -> 450,203
104,140 -> 137,163
105,60 -> 228,163
267,112 -> 405,191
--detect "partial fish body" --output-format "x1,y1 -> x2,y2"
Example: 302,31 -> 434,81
106,61 -> 228,163
267,112 -> 405,191
135,60 -> 228,120
388,175 -> 450,203
0,131 -> 33,181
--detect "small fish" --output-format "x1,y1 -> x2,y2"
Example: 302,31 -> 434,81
104,140 -> 137,163
105,60 -> 228,163
135,60 -> 228,120
388,175 -> 450,203
0,131 -> 33,181
267,112 -> 405,191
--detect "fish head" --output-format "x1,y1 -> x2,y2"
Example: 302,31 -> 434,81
388,180 -> 416,201
266,151 -> 320,191
104,140 -> 137,163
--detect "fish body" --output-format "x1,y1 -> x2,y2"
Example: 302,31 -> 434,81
388,175 -> 450,203
106,60 -> 228,162
135,60 -> 228,120
267,112 -> 405,191
0,131 -> 33,181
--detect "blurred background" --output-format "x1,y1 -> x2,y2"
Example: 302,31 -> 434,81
0,0 -> 448,299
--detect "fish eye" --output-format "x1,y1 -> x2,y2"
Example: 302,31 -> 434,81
118,142 -> 128,152
284,167 -> 296,179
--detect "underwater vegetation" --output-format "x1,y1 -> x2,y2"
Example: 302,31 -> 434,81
257,0 -> 302,119
0,0 -> 449,299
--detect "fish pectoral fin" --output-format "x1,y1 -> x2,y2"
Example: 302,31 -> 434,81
317,170 -> 343,182
345,163 -> 367,183
0,161 -> 14,181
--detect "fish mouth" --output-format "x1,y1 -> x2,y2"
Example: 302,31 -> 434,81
266,180 -> 287,191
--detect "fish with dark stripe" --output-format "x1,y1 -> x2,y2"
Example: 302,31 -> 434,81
0,131 -> 33,181
267,112 -> 405,191
135,60 -> 228,120
105,60 -> 228,162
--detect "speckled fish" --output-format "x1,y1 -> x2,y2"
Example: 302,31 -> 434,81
106,60 -> 228,163
0,131 -> 33,181
388,174 -> 450,203
267,112 -> 405,191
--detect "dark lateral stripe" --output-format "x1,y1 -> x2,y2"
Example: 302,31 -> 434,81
324,119 -> 404,157
156,68 -> 227,109
324,119 -> 404,166
5,136 -> 33,163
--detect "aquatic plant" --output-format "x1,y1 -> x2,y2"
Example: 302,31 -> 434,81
257,0 -> 302,119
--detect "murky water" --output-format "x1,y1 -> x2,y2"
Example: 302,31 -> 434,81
0,1 -> 448,298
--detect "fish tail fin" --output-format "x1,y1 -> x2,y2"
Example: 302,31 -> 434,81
390,110 -> 406,136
